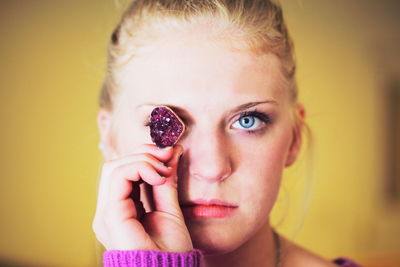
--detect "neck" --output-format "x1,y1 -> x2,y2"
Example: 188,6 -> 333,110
203,222 -> 276,267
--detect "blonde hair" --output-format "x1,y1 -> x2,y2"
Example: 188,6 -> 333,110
99,0 -> 298,114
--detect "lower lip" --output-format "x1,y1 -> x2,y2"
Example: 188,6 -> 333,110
182,205 -> 237,218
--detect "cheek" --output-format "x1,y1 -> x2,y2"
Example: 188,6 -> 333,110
241,125 -> 292,178
112,112 -> 153,155
238,126 -> 293,205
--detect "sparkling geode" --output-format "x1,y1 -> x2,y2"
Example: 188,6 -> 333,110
148,106 -> 185,148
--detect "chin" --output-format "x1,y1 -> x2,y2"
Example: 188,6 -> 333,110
187,221 -> 247,255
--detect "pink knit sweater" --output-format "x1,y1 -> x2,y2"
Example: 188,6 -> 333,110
103,250 -> 362,266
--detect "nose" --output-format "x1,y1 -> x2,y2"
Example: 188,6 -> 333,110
187,129 -> 233,183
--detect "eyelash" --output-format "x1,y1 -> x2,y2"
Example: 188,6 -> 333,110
234,109 -> 271,134
143,109 -> 272,135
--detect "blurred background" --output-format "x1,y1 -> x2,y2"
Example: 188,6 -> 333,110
0,0 -> 399,266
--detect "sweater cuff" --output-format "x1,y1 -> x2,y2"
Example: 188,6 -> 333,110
103,249 -> 203,267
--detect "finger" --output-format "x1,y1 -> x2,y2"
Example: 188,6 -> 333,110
95,156 -> 172,216
100,144 -> 174,203
109,144 -> 175,163
152,145 -> 185,218
109,161 -> 168,202
104,153 -> 174,177
103,182 -> 145,227
105,197 -> 138,223
165,145 -> 184,184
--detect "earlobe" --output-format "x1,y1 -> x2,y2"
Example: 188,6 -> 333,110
97,108 -> 116,160
285,104 -> 305,167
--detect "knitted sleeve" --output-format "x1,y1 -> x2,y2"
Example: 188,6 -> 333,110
104,250 -> 362,267
103,249 -> 203,267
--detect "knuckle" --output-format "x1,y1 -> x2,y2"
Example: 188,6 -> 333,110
110,164 -> 134,179
110,165 -> 123,177
135,154 -> 159,167
142,153 -> 158,162
141,161 -> 153,169
101,161 -> 115,174
132,160 -> 149,172
129,143 -> 154,155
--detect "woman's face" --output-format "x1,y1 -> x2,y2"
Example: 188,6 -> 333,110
101,26 -> 301,254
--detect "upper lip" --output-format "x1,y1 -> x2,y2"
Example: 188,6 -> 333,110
181,198 -> 238,208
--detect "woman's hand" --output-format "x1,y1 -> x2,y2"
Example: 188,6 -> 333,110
92,144 -> 193,252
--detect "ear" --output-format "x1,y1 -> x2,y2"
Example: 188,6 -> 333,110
97,108 -> 117,161
285,103 -> 306,167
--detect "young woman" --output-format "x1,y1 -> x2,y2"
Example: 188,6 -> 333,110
92,0 -> 362,266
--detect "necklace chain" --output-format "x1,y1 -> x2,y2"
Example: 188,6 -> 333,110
272,229 -> 281,267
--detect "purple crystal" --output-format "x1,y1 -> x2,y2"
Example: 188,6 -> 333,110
149,106 -> 185,148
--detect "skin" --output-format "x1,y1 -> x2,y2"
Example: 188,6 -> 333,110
94,22 -> 336,267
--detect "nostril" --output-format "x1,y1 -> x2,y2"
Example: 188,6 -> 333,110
190,167 -> 231,183
220,172 -> 230,181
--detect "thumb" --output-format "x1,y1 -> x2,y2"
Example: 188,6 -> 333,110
151,145 -> 184,218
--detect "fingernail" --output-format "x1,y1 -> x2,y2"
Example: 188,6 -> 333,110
161,146 -> 173,150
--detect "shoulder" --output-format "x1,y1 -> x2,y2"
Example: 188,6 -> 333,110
279,235 -> 338,267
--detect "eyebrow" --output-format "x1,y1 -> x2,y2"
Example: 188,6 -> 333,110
137,100 -> 277,121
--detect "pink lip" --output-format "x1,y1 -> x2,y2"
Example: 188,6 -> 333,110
181,198 -> 238,218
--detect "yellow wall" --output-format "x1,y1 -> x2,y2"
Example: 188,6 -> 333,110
273,2 -> 400,266
0,1 -> 399,266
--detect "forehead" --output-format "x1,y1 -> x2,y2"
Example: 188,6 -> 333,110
115,29 -> 287,112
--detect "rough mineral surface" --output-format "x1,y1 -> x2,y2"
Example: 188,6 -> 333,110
149,106 -> 185,148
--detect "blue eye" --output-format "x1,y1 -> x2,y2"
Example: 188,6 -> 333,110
237,116 -> 257,129
232,110 -> 271,133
